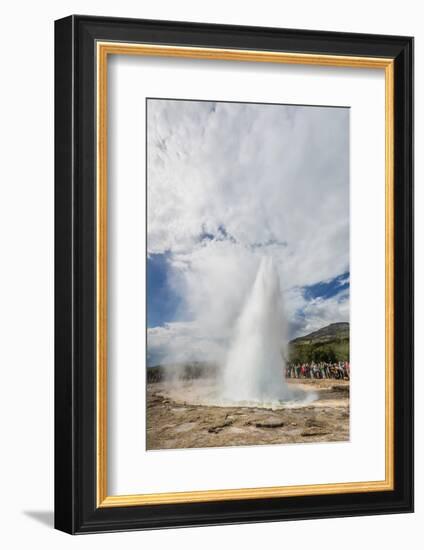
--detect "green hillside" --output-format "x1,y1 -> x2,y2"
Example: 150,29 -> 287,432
288,322 -> 349,363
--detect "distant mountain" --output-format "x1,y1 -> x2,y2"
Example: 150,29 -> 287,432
289,322 -> 349,363
290,322 -> 349,345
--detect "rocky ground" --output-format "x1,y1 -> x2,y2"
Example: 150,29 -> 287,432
146,379 -> 349,450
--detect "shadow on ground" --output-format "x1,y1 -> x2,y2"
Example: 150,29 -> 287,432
23,510 -> 54,528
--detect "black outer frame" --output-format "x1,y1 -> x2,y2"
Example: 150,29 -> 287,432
54,15 -> 414,534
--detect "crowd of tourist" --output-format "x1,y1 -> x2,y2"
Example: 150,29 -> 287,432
286,361 -> 350,380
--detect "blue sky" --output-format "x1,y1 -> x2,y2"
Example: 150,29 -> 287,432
146,99 -> 349,366
147,252 -> 349,331
147,253 -> 180,328
147,250 -> 350,366
302,272 -> 350,301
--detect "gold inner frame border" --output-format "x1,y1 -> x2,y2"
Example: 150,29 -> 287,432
96,42 -> 394,508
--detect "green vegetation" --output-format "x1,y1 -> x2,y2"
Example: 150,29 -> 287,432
288,322 -> 349,364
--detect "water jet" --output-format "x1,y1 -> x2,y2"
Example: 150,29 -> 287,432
222,256 -> 292,404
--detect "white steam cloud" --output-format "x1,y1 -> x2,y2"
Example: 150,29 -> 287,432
147,99 -> 349,366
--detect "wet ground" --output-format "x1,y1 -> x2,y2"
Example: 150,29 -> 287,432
146,379 -> 349,450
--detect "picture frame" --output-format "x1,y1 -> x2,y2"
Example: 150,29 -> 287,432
54,15 -> 414,534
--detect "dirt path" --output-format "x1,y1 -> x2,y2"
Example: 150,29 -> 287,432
146,379 -> 349,450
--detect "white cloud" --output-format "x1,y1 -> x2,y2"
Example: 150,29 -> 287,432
287,287 -> 350,336
147,322 -> 226,366
147,99 -> 349,364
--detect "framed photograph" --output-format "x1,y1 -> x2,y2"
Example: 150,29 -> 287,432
54,15 -> 413,534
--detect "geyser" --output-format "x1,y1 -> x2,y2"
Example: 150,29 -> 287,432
222,256 -> 292,404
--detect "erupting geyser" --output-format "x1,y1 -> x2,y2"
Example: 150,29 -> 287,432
222,256 -> 293,404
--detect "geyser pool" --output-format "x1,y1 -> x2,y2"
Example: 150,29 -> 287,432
221,256 -> 293,404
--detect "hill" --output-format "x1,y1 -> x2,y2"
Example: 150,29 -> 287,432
288,322 -> 349,363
